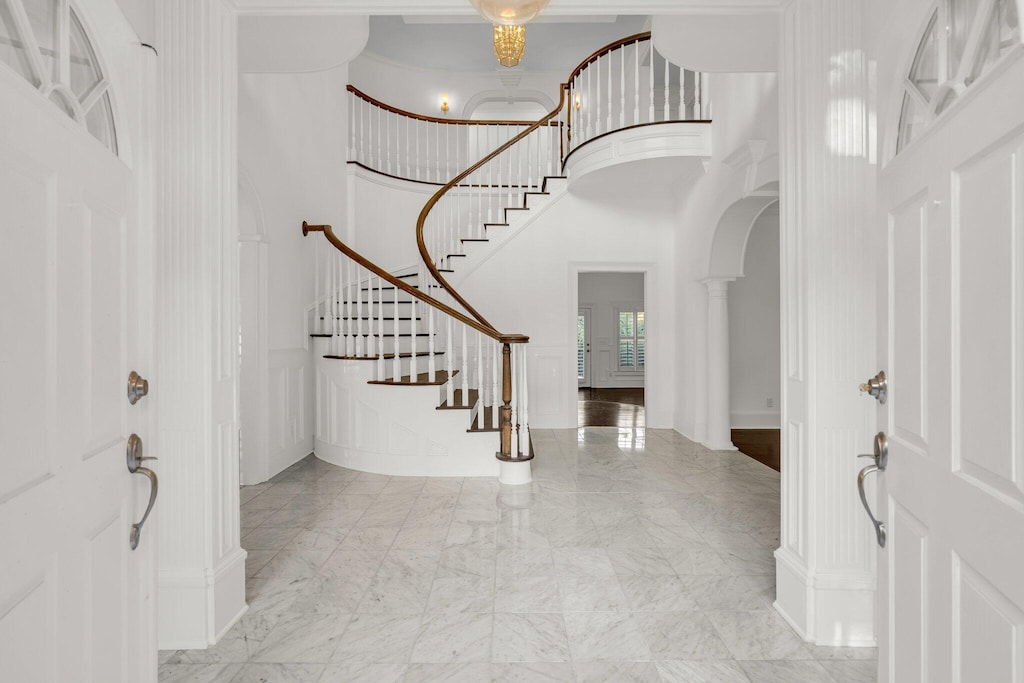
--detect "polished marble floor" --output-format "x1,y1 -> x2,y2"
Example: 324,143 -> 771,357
159,428 -> 876,683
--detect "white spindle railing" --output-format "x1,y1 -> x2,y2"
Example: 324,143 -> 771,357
308,223 -> 524,447
563,32 -> 707,157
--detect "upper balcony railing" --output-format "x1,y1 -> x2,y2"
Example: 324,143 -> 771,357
347,32 -> 707,185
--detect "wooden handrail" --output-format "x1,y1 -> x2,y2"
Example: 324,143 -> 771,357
347,84 -> 562,127
565,31 -> 651,84
302,222 -> 528,345
415,84 -> 568,332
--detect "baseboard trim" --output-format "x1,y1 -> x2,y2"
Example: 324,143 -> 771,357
774,547 -> 877,647
158,547 -> 247,650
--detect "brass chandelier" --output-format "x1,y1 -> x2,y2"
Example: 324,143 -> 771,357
493,25 -> 526,68
470,0 -> 549,68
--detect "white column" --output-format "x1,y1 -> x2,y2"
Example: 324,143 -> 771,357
775,0 -> 876,647
703,277 -> 736,451
155,0 -> 245,650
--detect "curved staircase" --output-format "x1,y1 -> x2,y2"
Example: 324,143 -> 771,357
302,31 -> 710,480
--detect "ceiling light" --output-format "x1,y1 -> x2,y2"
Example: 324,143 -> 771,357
470,0 -> 550,25
493,25 -> 526,68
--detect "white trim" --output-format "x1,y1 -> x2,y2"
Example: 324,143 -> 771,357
228,0 -> 786,17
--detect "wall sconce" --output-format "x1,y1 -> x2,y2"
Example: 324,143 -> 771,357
574,93 -> 581,110
441,93 -> 449,114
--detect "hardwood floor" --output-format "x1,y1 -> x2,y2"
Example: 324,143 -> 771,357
578,387 -> 645,427
732,428 -> 781,472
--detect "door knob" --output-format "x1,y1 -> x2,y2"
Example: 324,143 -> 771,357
858,370 -> 886,404
126,433 -> 157,473
856,431 -> 888,548
127,371 -> 149,405
125,434 -> 158,550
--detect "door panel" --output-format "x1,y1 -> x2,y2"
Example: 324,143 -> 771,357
0,63 -> 149,682
879,49 -> 1024,683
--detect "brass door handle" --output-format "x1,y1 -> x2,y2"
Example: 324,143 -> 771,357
126,434 -> 158,550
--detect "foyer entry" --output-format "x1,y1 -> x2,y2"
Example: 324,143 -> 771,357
576,272 -> 646,428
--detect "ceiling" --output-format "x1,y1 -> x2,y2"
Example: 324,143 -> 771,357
363,14 -> 649,73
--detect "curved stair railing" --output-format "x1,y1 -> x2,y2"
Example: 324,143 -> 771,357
302,222 -> 531,461
306,32 -> 709,467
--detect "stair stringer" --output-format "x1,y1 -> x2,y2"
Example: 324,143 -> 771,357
312,339 -> 498,477
448,177 -> 569,287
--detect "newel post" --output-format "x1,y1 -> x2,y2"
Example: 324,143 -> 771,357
498,342 -> 513,459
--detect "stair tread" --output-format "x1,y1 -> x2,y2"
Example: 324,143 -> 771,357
368,370 -> 457,386
322,351 -> 443,359
437,389 -> 478,411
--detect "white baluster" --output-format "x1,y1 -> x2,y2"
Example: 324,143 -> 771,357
348,92 -> 355,159
649,44 -> 656,123
428,295 -> 436,383
385,110 -> 391,175
606,50 -> 612,132
410,293 -> 418,381
491,340 -> 499,429
446,316 -> 454,405
360,265 -> 368,355
314,238 -> 320,334
475,330 -> 483,412
460,324 -> 468,403
663,53 -> 670,121
415,119 -> 421,180
506,126 -> 513,205
620,45 -> 626,129
521,345 -> 529,452
367,270 -> 375,358
634,41 -> 640,125
445,122 -> 451,180
347,259 -> 356,356
331,254 -> 338,356
586,66 -> 592,141
510,344 -> 518,459
392,284 -> 400,380
377,275 -> 385,380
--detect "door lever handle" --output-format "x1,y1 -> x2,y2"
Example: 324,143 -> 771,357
858,463 -> 886,548
129,466 -> 158,550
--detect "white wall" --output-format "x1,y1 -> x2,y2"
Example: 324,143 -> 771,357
349,52 -> 563,119
671,71 -> 780,442
238,66 -> 350,481
456,186 -> 676,430
728,206 -> 780,428
578,272 -> 645,389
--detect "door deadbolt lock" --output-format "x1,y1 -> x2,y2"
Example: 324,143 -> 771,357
859,370 -> 887,404
127,371 -> 149,405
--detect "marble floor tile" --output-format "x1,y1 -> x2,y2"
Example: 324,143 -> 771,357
705,610 -> 813,661
635,612 -> 733,660
655,660 -> 752,682
250,611 -> 350,663
160,428 -> 882,683
410,612 -> 494,663
331,613 -> 422,663
491,612 -> 570,662
618,576 -> 699,612
403,663 -> 491,683
737,660 -> 834,683
158,664 -> 243,682
493,576 -> 561,613
488,662 -> 574,682
229,663 -> 325,682
820,659 -> 878,683
562,611 -> 652,662
318,661 -> 405,682
556,575 -> 631,612
427,576 -> 496,614
573,662 -> 663,682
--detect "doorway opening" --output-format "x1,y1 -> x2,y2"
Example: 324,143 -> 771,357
576,272 -> 646,427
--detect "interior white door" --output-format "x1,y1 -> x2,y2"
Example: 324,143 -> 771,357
577,307 -> 592,387
0,62 -> 153,682
875,17 -> 1024,683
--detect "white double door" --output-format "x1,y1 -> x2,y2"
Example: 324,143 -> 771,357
877,47 -> 1024,683
0,67 -> 154,681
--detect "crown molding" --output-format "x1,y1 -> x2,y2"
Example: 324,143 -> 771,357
227,0 -> 784,17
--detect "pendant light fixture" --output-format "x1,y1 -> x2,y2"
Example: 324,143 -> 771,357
493,25 -> 526,68
470,0 -> 549,68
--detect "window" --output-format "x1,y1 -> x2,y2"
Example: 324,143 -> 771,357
618,310 -> 644,371
577,313 -> 586,380
0,0 -> 117,153
896,0 -> 1020,153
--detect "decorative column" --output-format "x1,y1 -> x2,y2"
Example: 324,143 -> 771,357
703,277 -> 737,451
155,0 -> 244,649
774,0 -> 877,646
